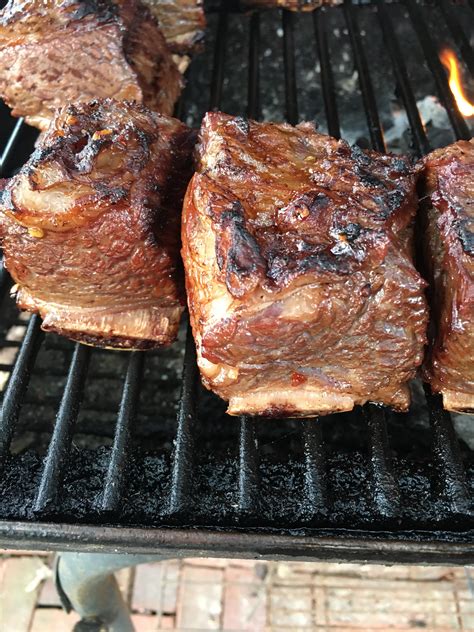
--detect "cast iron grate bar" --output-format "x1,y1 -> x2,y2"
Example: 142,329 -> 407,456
343,1 -> 403,515
302,420 -> 327,517
313,9 -> 340,139
0,2 -> 471,546
235,6 -> 263,518
238,417 -> 260,513
168,326 -> 199,515
101,351 -> 144,512
424,386 -> 472,515
0,117 -> 23,176
247,11 -> 260,120
209,8 -> 228,112
282,10 -> 298,126
377,3 -> 431,157
377,3 -> 471,512
282,7 -> 328,517
364,405 -> 400,517
344,1 -> 386,152
0,314 -> 43,462
34,343 -> 90,512
439,0 -> 474,78
168,2 -> 230,516
405,0 -> 471,141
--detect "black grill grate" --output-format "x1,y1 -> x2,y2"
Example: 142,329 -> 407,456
0,0 -> 473,564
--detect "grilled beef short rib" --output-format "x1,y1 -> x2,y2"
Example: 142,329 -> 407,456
0,0 -> 182,131
182,112 -> 428,417
0,99 -> 195,349
421,140 -> 474,413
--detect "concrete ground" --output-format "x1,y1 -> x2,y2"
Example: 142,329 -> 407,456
0,551 -> 473,631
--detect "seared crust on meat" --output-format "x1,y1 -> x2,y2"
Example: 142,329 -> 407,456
182,112 -> 428,417
142,0 -> 205,54
0,99 -> 195,349
421,140 -> 474,413
0,0 -> 182,130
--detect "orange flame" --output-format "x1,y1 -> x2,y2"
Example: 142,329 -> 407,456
440,48 -> 474,117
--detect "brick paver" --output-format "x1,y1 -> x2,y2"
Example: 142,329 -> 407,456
222,564 -> 266,630
116,567 -> 134,607
0,553 -> 473,631
160,561 -> 180,616
133,562 -> 165,613
270,585 -> 313,627
176,565 -> 224,630
0,557 -> 46,632
30,608 -> 80,631
37,577 -> 62,608
131,613 -> 159,631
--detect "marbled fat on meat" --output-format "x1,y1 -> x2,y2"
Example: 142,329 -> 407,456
0,99 -> 195,349
142,0 -> 205,54
182,112 -> 428,416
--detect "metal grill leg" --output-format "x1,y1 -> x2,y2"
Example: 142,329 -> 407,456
55,553 -> 166,632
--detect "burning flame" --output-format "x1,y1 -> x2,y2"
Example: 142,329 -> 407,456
440,48 -> 474,117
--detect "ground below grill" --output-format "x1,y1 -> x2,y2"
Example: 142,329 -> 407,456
2,551 -> 473,631
0,1 -> 473,561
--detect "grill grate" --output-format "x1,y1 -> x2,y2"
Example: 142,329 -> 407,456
0,0 -> 472,563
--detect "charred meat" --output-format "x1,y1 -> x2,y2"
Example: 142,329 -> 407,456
182,112 -> 427,417
421,140 -> 474,413
142,0 -> 205,55
0,99 -> 195,349
0,0 -> 182,130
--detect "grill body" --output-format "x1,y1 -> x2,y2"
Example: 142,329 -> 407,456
0,0 -> 473,563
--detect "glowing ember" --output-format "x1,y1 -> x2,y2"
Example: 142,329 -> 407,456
440,48 -> 474,117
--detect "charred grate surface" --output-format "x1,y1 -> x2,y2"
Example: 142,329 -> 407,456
0,1 -> 473,562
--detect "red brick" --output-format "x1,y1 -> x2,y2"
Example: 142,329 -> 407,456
460,598 -> 474,613
183,557 -> 229,568
275,562 -> 312,584
286,629 -> 456,632
38,577 -> 62,607
161,561 -> 180,615
0,557 -> 45,632
116,567 -> 134,606
280,562 -> 315,575
222,566 -> 267,631
270,585 -> 312,611
225,564 -> 265,584
132,562 -> 164,613
315,576 -> 456,592
270,586 -> 313,628
314,585 -> 327,627
131,613 -> 159,631
308,562 -> 462,581
228,559 -> 263,570
159,614 -> 175,629
176,566 -> 223,630
0,550 -> 49,557
30,608 -> 80,631
271,609 -> 313,627
325,609 -> 460,628
326,591 -> 456,614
